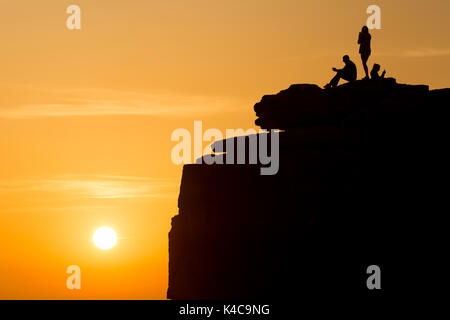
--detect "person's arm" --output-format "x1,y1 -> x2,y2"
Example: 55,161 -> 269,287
381,70 -> 386,78
358,32 -> 361,44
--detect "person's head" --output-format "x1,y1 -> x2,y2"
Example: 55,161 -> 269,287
343,55 -> 350,63
372,63 -> 380,72
362,26 -> 369,33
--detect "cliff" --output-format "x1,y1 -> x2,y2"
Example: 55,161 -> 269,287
167,79 -> 449,300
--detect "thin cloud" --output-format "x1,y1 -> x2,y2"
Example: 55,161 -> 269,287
0,87 -> 241,118
0,175 -> 177,199
403,48 -> 450,57
377,48 -> 450,58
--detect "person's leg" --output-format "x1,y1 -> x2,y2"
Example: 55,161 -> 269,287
341,70 -> 356,83
329,72 -> 342,87
361,54 -> 369,78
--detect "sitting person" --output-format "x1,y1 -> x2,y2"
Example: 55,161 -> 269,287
370,63 -> 386,79
324,55 -> 357,89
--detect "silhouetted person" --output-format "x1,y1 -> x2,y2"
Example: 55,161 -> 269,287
324,55 -> 357,89
358,26 -> 371,79
370,63 -> 386,79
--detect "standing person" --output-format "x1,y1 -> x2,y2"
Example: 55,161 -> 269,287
358,26 -> 371,79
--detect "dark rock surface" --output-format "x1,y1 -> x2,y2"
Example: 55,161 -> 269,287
168,79 -> 449,300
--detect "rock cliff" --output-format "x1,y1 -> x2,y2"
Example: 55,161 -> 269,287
168,79 -> 449,300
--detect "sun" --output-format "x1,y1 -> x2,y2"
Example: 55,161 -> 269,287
93,227 -> 117,250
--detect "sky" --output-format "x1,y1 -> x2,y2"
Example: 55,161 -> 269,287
0,0 -> 449,299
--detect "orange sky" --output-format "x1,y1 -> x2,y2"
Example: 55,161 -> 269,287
0,0 -> 449,299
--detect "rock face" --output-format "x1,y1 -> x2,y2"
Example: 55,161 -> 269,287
167,79 -> 449,300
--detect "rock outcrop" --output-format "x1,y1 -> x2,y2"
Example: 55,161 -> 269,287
168,79 -> 449,300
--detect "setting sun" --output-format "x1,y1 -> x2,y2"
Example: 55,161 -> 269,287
0,0 -> 448,302
93,227 -> 117,250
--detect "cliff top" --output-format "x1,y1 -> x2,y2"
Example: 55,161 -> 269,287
254,78 -> 448,129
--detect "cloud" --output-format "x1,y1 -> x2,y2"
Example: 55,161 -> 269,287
403,48 -> 450,57
377,48 -> 450,58
0,87 -> 241,118
0,175 -> 177,199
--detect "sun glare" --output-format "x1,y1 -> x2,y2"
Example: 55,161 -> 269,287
93,227 -> 117,250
